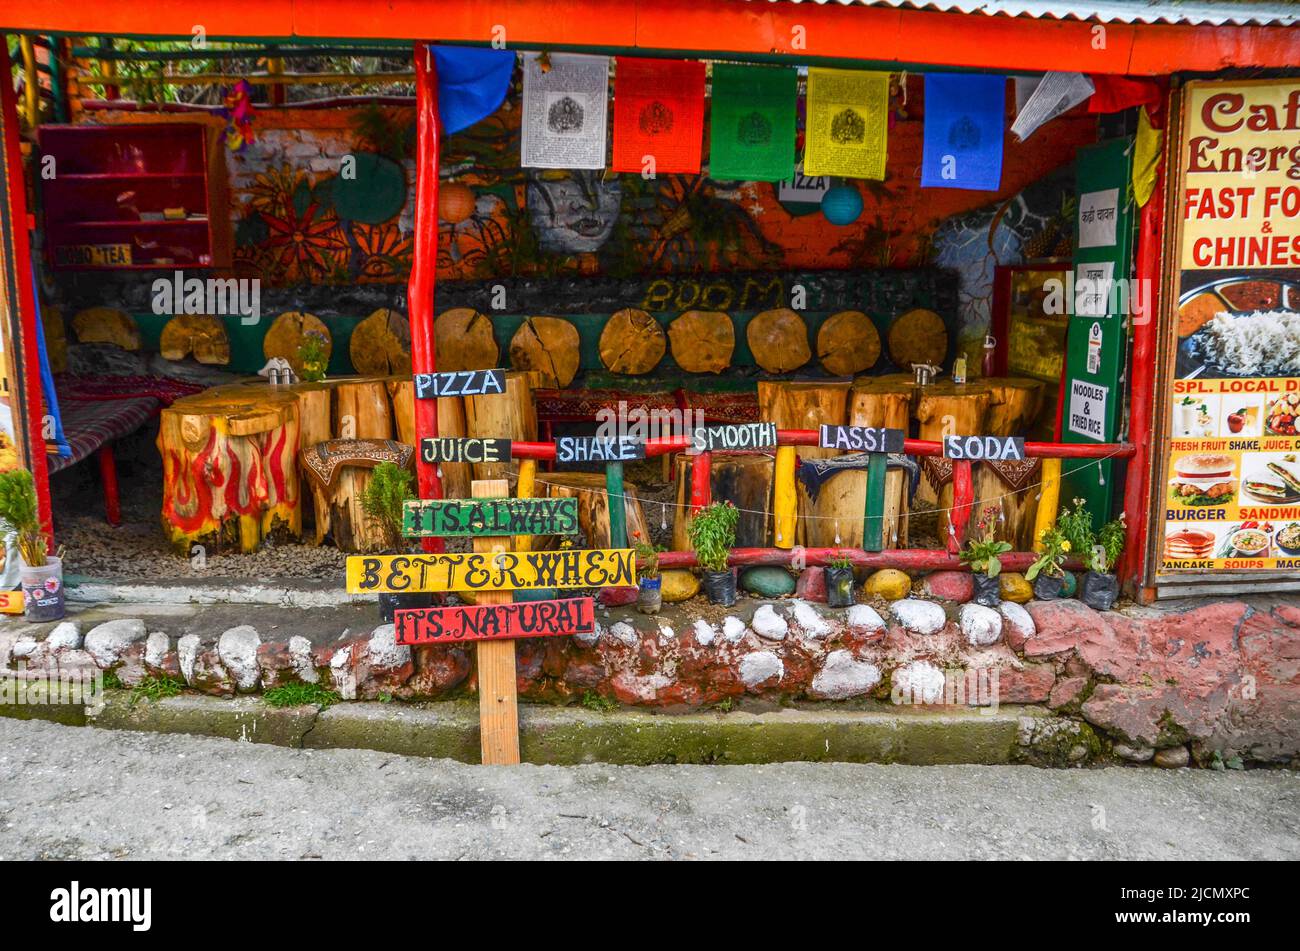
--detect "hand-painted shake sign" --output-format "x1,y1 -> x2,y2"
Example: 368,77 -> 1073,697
414,368 -> 506,399
555,435 -> 646,463
691,422 -> 778,453
420,437 -> 512,465
346,548 -> 636,593
394,597 -> 596,645
819,425 -> 906,453
403,497 -> 578,537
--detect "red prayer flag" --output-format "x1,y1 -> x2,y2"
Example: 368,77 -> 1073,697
1087,75 -> 1164,115
612,57 -> 706,174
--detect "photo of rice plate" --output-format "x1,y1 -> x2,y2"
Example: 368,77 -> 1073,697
1176,276 -> 1300,379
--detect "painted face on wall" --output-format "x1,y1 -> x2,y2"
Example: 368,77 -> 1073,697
526,170 -> 622,254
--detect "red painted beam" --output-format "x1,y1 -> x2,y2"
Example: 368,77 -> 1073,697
690,451 -> 712,513
949,459 -> 973,554
409,41 -> 443,553
658,547 -> 1086,573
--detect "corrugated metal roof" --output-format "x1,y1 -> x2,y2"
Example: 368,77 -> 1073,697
751,0 -> 1300,27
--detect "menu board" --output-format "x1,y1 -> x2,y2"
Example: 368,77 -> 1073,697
1159,80 -> 1300,573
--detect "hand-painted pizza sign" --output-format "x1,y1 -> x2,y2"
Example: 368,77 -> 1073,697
394,597 -> 596,645
414,368 -> 506,399
403,497 -> 578,537
346,548 -> 636,593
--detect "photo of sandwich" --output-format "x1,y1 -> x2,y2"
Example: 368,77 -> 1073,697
1241,456 -> 1300,505
1164,527 -> 1216,561
1168,453 -> 1237,506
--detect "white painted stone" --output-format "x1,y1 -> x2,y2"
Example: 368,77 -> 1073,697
11,636 -> 37,659
177,635 -> 201,684
144,632 -> 170,669
45,622 -> 82,652
288,635 -> 318,683
810,650 -> 882,700
367,624 -> 412,670
960,603 -> 1003,647
607,621 -> 639,647
892,660 -> 946,705
845,604 -> 886,633
721,616 -> 747,643
791,600 -> 834,639
83,618 -> 148,667
330,645 -> 356,700
739,651 -> 784,689
692,619 -> 718,647
750,604 -> 789,641
574,622 -> 601,647
217,625 -> 262,691
657,623 -> 675,640
999,601 -> 1036,643
891,599 -> 947,636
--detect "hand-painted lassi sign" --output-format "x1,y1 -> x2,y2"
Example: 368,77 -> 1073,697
394,597 -> 596,645
819,426 -> 906,453
403,497 -> 578,537
346,548 -> 636,593
414,368 -> 506,399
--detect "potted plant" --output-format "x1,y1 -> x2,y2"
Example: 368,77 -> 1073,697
824,552 -> 856,608
296,330 -> 330,383
959,506 -> 1011,606
0,469 -> 64,622
1081,513 -> 1125,611
631,530 -> 663,615
1025,525 -> 1071,600
361,461 -> 432,622
688,500 -> 739,606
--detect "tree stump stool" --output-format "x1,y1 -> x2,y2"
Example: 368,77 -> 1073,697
758,380 -> 850,545
973,376 -> 1045,549
672,452 -> 774,550
914,381 -> 992,532
536,471 -> 650,550
300,439 -> 414,551
158,386 -> 302,554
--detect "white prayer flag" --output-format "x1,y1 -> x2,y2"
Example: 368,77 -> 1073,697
521,52 -> 610,170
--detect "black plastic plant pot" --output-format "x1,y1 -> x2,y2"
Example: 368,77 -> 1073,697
702,568 -> 738,606
825,566 -> 855,608
1032,574 -> 1065,601
379,592 -> 434,623
972,573 -> 1001,607
1080,571 -> 1120,611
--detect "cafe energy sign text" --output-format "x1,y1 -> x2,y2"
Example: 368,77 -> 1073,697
1160,80 -> 1300,573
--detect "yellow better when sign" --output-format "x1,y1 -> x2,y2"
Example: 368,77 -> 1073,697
346,548 -> 636,593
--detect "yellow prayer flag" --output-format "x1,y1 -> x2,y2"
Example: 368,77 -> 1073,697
1132,106 -> 1163,208
803,68 -> 890,180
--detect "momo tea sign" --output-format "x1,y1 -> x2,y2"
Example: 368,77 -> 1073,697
346,548 -> 636,593
394,597 -> 596,645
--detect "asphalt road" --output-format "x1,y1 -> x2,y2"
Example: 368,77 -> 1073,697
0,718 -> 1296,860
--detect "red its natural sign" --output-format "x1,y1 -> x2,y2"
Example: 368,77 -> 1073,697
394,597 -> 596,645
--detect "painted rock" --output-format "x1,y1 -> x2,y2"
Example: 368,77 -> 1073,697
660,569 -> 700,603
597,586 -> 638,606
740,566 -> 797,598
795,566 -> 828,603
920,570 -> 974,603
1060,571 -> 1079,598
998,572 -> 1033,604
864,568 -> 911,602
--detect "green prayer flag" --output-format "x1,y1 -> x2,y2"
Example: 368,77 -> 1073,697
708,64 -> 797,182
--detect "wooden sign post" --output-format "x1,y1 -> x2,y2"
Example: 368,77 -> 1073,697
819,426 -> 906,552
472,479 -> 521,766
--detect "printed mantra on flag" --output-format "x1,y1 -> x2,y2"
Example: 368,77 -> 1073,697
346,549 -> 636,592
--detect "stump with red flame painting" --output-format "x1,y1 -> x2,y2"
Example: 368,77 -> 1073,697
157,387 -> 303,554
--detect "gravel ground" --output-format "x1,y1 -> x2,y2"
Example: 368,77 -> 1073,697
0,718 -> 1296,860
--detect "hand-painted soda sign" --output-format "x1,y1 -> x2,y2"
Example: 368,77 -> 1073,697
943,435 -> 1027,461
555,435 -> 646,464
414,368 -> 506,399
346,548 -> 636,593
691,422 -> 778,453
403,497 -> 578,537
819,425 -> 906,453
394,597 -> 596,645
420,437 -> 511,465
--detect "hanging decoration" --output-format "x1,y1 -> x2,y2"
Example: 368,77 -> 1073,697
431,46 -> 516,135
220,79 -> 256,153
1011,71 -> 1094,141
521,52 -> 610,170
921,73 -> 1006,192
611,57 -> 705,175
803,68 -> 890,180
821,183 -> 863,225
708,63 -> 797,182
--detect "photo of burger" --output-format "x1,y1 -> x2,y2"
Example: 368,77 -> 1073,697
1168,452 -> 1237,506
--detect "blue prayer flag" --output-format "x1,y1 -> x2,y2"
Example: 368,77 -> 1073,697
921,74 -> 1006,192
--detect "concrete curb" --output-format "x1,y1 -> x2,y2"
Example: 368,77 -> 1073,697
63,691 -> 1047,765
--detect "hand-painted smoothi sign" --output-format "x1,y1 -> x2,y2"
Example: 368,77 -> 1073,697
1158,80 -> 1300,576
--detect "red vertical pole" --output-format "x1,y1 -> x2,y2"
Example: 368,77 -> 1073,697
409,42 -> 444,553
690,451 -> 712,513
0,42 -> 53,537
948,460 -> 973,554
1120,136 -> 1166,598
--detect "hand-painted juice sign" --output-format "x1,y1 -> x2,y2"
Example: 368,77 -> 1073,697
394,597 -> 596,645
346,548 -> 636,593
403,497 -> 578,537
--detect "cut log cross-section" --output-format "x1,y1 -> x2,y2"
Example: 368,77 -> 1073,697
668,310 -> 734,373
509,316 -> 581,388
157,386 -> 302,554
747,308 -> 811,374
263,311 -> 332,377
887,308 -> 948,370
435,307 -> 500,371
817,310 -> 881,376
599,308 -> 666,375
72,306 -> 141,351
350,307 -> 411,376
159,314 -> 230,365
